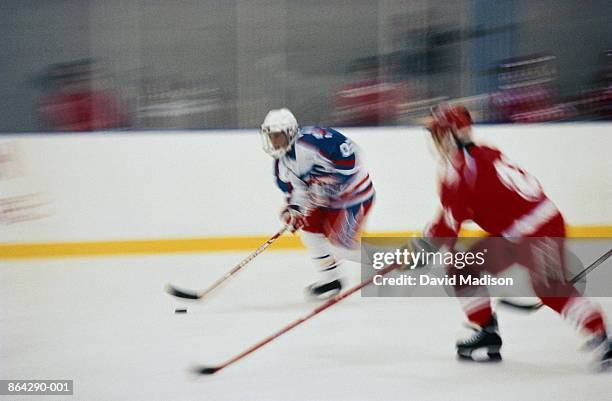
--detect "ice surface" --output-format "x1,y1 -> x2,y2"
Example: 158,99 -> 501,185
1,250 -> 611,401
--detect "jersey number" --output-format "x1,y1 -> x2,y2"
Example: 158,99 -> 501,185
340,141 -> 354,157
493,156 -> 543,201
311,129 -> 354,157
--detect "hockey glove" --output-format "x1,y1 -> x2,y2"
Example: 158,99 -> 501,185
280,205 -> 307,233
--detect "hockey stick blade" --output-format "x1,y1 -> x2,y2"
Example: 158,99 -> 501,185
193,366 -> 220,375
165,284 -> 202,300
165,227 -> 287,302
498,298 -> 543,312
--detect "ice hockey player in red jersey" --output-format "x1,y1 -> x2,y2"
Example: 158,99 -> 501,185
423,104 -> 611,369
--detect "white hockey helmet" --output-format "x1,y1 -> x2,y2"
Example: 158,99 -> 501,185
260,108 -> 299,158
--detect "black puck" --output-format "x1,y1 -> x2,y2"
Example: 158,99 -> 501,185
175,308 -> 187,313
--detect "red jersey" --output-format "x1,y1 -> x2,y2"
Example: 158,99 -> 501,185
425,144 -> 562,238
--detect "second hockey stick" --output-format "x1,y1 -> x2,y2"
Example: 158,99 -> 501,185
499,247 -> 612,312
193,260 -> 402,375
166,227 -> 287,301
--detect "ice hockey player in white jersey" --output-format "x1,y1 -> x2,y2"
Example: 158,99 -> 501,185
260,108 -> 375,299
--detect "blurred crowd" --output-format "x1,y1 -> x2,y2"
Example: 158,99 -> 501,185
34,49 -> 611,132
1,1 -> 610,132
35,60 -> 229,132
37,60 -> 128,131
328,51 -> 612,127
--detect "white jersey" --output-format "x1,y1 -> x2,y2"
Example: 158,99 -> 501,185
274,126 -> 374,210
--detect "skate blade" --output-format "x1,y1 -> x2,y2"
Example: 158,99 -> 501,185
593,358 -> 612,373
304,287 -> 341,301
457,347 -> 503,363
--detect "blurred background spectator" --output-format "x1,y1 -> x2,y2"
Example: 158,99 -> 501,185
37,59 -> 128,131
569,49 -> 612,120
489,54 -> 573,123
0,0 -> 610,131
329,57 -> 408,126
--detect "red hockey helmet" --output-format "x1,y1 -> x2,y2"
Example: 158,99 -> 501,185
426,104 -> 473,160
431,104 -> 472,133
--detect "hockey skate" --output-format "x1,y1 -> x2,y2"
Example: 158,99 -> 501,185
598,342 -> 612,372
456,314 -> 503,362
305,279 -> 342,300
590,335 -> 612,372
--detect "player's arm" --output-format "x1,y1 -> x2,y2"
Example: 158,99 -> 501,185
273,160 -> 293,201
280,177 -> 312,233
410,205 -> 466,264
423,174 -> 470,250
273,160 -> 309,232
425,206 -> 463,237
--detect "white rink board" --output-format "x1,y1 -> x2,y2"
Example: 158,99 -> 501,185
1,124 -> 611,243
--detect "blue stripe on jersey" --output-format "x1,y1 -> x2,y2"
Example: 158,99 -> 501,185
274,160 -> 292,194
277,178 -> 292,193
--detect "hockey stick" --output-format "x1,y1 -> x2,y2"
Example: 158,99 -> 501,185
166,227 -> 287,301
193,261 -> 402,375
499,248 -> 612,312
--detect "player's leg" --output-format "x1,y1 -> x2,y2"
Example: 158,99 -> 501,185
528,238 -> 606,335
303,198 -> 374,298
324,198 -> 373,249
301,208 -> 344,299
535,278 -> 611,369
454,283 -> 501,361
526,218 -> 611,368
453,238 -> 516,360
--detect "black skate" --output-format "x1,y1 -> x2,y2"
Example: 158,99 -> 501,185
305,279 -> 342,300
456,315 -> 503,362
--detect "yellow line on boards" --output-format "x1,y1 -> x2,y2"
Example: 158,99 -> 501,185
0,226 -> 610,259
